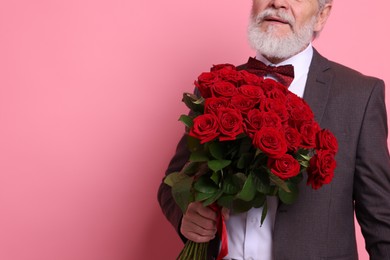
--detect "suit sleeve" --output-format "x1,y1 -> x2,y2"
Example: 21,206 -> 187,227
157,134 -> 190,243
354,79 -> 390,260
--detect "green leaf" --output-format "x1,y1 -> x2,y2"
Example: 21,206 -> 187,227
231,199 -> 253,213
236,174 -> 256,201
208,159 -> 231,172
222,174 -> 242,195
260,200 -> 268,226
179,114 -> 194,128
163,171 -> 180,187
296,150 -> 312,169
299,153 -> 312,161
202,189 -> 224,207
182,162 -> 200,176
254,152 -> 268,168
217,194 -> 235,209
195,191 -> 214,202
182,93 -> 205,113
224,140 -> 240,158
189,150 -> 209,162
252,168 -> 271,194
193,176 -> 218,194
237,153 -> 254,169
299,160 -> 310,168
269,172 -> 291,193
278,182 -> 299,204
210,171 -> 221,185
209,142 -> 224,160
255,148 -> 263,157
186,135 -> 202,153
168,173 -> 194,213
252,193 -> 266,208
233,172 -> 247,182
297,148 -> 311,158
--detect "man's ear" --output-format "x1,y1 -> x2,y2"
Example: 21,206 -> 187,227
314,4 -> 332,33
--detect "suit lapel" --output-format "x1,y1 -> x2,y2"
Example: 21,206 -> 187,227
302,49 -> 333,125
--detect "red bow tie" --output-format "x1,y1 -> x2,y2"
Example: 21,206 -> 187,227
246,57 -> 295,87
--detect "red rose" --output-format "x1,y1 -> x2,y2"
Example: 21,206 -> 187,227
238,84 -> 265,100
211,81 -> 238,98
268,154 -> 301,180
204,97 -> 230,114
215,67 -> 242,86
316,129 -> 338,154
189,114 -> 220,144
195,72 -> 219,98
261,111 -> 282,129
260,79 -> 288,94
284,126 -> 302,152
239,70 -> 263,86
230,94 -> 258,114
286,93 -> 314,126
244,109 -> 263,138
300,121 -> 320,148
253,127 -> 287,158
210,63 -> 236,72
307,150 -> 336,190
265,88 -> 287,104
261,99 -> 289,123
217,108 -> 244,141
244,110 -> 282,138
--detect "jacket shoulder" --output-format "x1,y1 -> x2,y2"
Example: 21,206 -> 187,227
313,50 -> 384,89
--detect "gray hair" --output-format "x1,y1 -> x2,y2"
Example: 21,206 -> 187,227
318,0 -> 333,10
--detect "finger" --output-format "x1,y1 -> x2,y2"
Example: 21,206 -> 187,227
181,218 -> 217,242
181,202 -> 218,242
183,205 -> 218,232
182,230 -> 216,243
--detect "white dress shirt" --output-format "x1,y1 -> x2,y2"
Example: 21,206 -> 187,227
223,44 -> 314,260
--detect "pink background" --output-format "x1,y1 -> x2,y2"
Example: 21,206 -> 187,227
0,1 -> 388,259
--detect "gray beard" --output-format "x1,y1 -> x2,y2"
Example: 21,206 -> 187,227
247,14 -> 316,60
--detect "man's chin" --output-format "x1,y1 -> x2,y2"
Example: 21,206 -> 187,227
258,27 -> 293,41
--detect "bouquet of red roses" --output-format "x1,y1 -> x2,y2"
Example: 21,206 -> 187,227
164,63 -> 338,260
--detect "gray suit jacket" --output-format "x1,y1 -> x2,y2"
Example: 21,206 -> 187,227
158,49 -> 390,260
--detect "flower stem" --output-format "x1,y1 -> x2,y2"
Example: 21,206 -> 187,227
177,241 -> 209,260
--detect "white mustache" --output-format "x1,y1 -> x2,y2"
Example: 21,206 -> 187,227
254,9 -> 295,26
